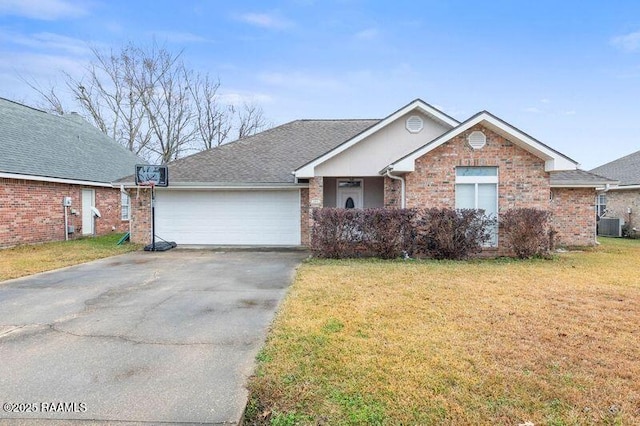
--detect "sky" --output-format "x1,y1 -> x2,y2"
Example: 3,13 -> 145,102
1,0 -> 640,170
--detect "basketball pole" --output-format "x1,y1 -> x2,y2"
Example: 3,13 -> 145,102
151,184 -> 156,251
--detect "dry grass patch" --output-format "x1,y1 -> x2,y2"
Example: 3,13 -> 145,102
0,234 -> 140,282
246,238 -> 640,425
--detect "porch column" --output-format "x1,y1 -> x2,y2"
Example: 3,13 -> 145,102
307,177 -> 324,245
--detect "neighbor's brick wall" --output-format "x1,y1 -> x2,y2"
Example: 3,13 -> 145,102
0,178 -> 127,248
551,188 -> 596,246
130,187 -> 152,245
601,189 -> 640,231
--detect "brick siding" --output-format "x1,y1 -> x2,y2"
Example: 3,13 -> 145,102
129,187 -> 152,245
0,178 -> 128,248
600,189 -> 640,232
550,188 -> 596,246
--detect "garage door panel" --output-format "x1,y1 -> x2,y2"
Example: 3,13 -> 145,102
154,190 -> 300,245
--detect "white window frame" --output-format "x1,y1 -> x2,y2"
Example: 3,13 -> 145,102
455,167 -> 499,247
121,191 -> 131,221
596,194 -> 606,217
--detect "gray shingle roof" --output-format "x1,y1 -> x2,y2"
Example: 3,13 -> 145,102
550,169 -> 617,186
155,119 -> 379,184
590,150 -> 640,186
0,97 -> 141,183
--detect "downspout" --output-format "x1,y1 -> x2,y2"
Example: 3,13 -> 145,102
385,168 -> 406,208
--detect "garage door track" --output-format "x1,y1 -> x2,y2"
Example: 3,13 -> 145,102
0,250 -> 306,424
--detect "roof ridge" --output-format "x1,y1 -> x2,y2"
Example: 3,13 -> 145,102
296,118 -> 380,122
591,149 -> 640,171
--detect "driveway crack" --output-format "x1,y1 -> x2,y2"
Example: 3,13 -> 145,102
48,324 -> 217,347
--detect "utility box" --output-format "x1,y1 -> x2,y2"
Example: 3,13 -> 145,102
67,225 -> 75,234
63,197 -> 72,206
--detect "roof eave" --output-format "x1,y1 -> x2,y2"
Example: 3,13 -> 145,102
119,181 -> 307,190
1,171 -> 113,187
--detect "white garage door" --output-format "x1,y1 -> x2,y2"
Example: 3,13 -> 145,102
154,190 -> 301,245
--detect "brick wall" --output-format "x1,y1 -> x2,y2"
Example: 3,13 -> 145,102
400,124 -> 595,249
551,188 -> 596,246
300,188 -> 310,246
0,178 -> 127,247
129,187 -> 152,245
601,189 -> 640,231
384,176 -> 402,208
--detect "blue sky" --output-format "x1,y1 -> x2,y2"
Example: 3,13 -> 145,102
1,0 -> 639,169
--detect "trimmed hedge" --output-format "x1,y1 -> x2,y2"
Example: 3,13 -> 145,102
311,207 -> 495,260
413,208 -> 496,260
310,208 -> 414,259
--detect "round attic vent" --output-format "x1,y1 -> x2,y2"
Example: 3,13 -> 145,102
468,131 -> 486,149
406,115 -> 424,133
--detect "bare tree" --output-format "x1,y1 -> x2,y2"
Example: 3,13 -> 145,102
29,41 -> 269,162
236,102 -> 268,140
20,77 -> 66,115
188,73 -> 233,150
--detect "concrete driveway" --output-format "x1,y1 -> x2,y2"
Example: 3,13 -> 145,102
0,250 -> 306,425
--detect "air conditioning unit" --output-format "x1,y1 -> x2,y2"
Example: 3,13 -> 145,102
598,218 -> 621,237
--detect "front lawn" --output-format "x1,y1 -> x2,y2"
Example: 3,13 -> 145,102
0,233 -> 140,282
246,237 -> 640,425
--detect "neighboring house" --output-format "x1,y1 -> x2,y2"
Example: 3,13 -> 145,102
591,150 -> 640,235
124,99 -> 613,253
0,98 -> 141,247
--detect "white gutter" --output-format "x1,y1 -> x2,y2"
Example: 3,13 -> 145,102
606,184 -> 640,191
0,172 -> 113,187
385,168 -> 406,208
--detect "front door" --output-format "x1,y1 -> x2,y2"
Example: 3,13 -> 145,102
81,189 -> 95,235
337,179 -> 363,209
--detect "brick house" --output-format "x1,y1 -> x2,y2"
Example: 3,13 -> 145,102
0,98 -> 141,247
123,99 -> 613,252
591,150 -> 640,236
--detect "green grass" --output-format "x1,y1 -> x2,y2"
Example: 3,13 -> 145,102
0,233 -> 141,282
245,237 -> 640,425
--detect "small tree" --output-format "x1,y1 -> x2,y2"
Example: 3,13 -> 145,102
501,208 -> 552,259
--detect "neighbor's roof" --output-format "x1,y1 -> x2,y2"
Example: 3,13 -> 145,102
150,119 -> 379,184
590,150 -> 640,186
550,169 -> 618,187
0,97 -> 141,183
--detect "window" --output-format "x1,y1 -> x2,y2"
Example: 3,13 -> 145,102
596,194 -> 606,218
121,192 -> 130,221
455,167 -> 498,246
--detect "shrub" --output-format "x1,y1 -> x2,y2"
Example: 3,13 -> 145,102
413,208 -> 496,260
310,208 -> 415,258
360,208 -> 416,259
311,208 -> 362,258
501,208 -> 552,258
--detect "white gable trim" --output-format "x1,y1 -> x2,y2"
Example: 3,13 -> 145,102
389,112 -> 578,173
294,99 -> 459,178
